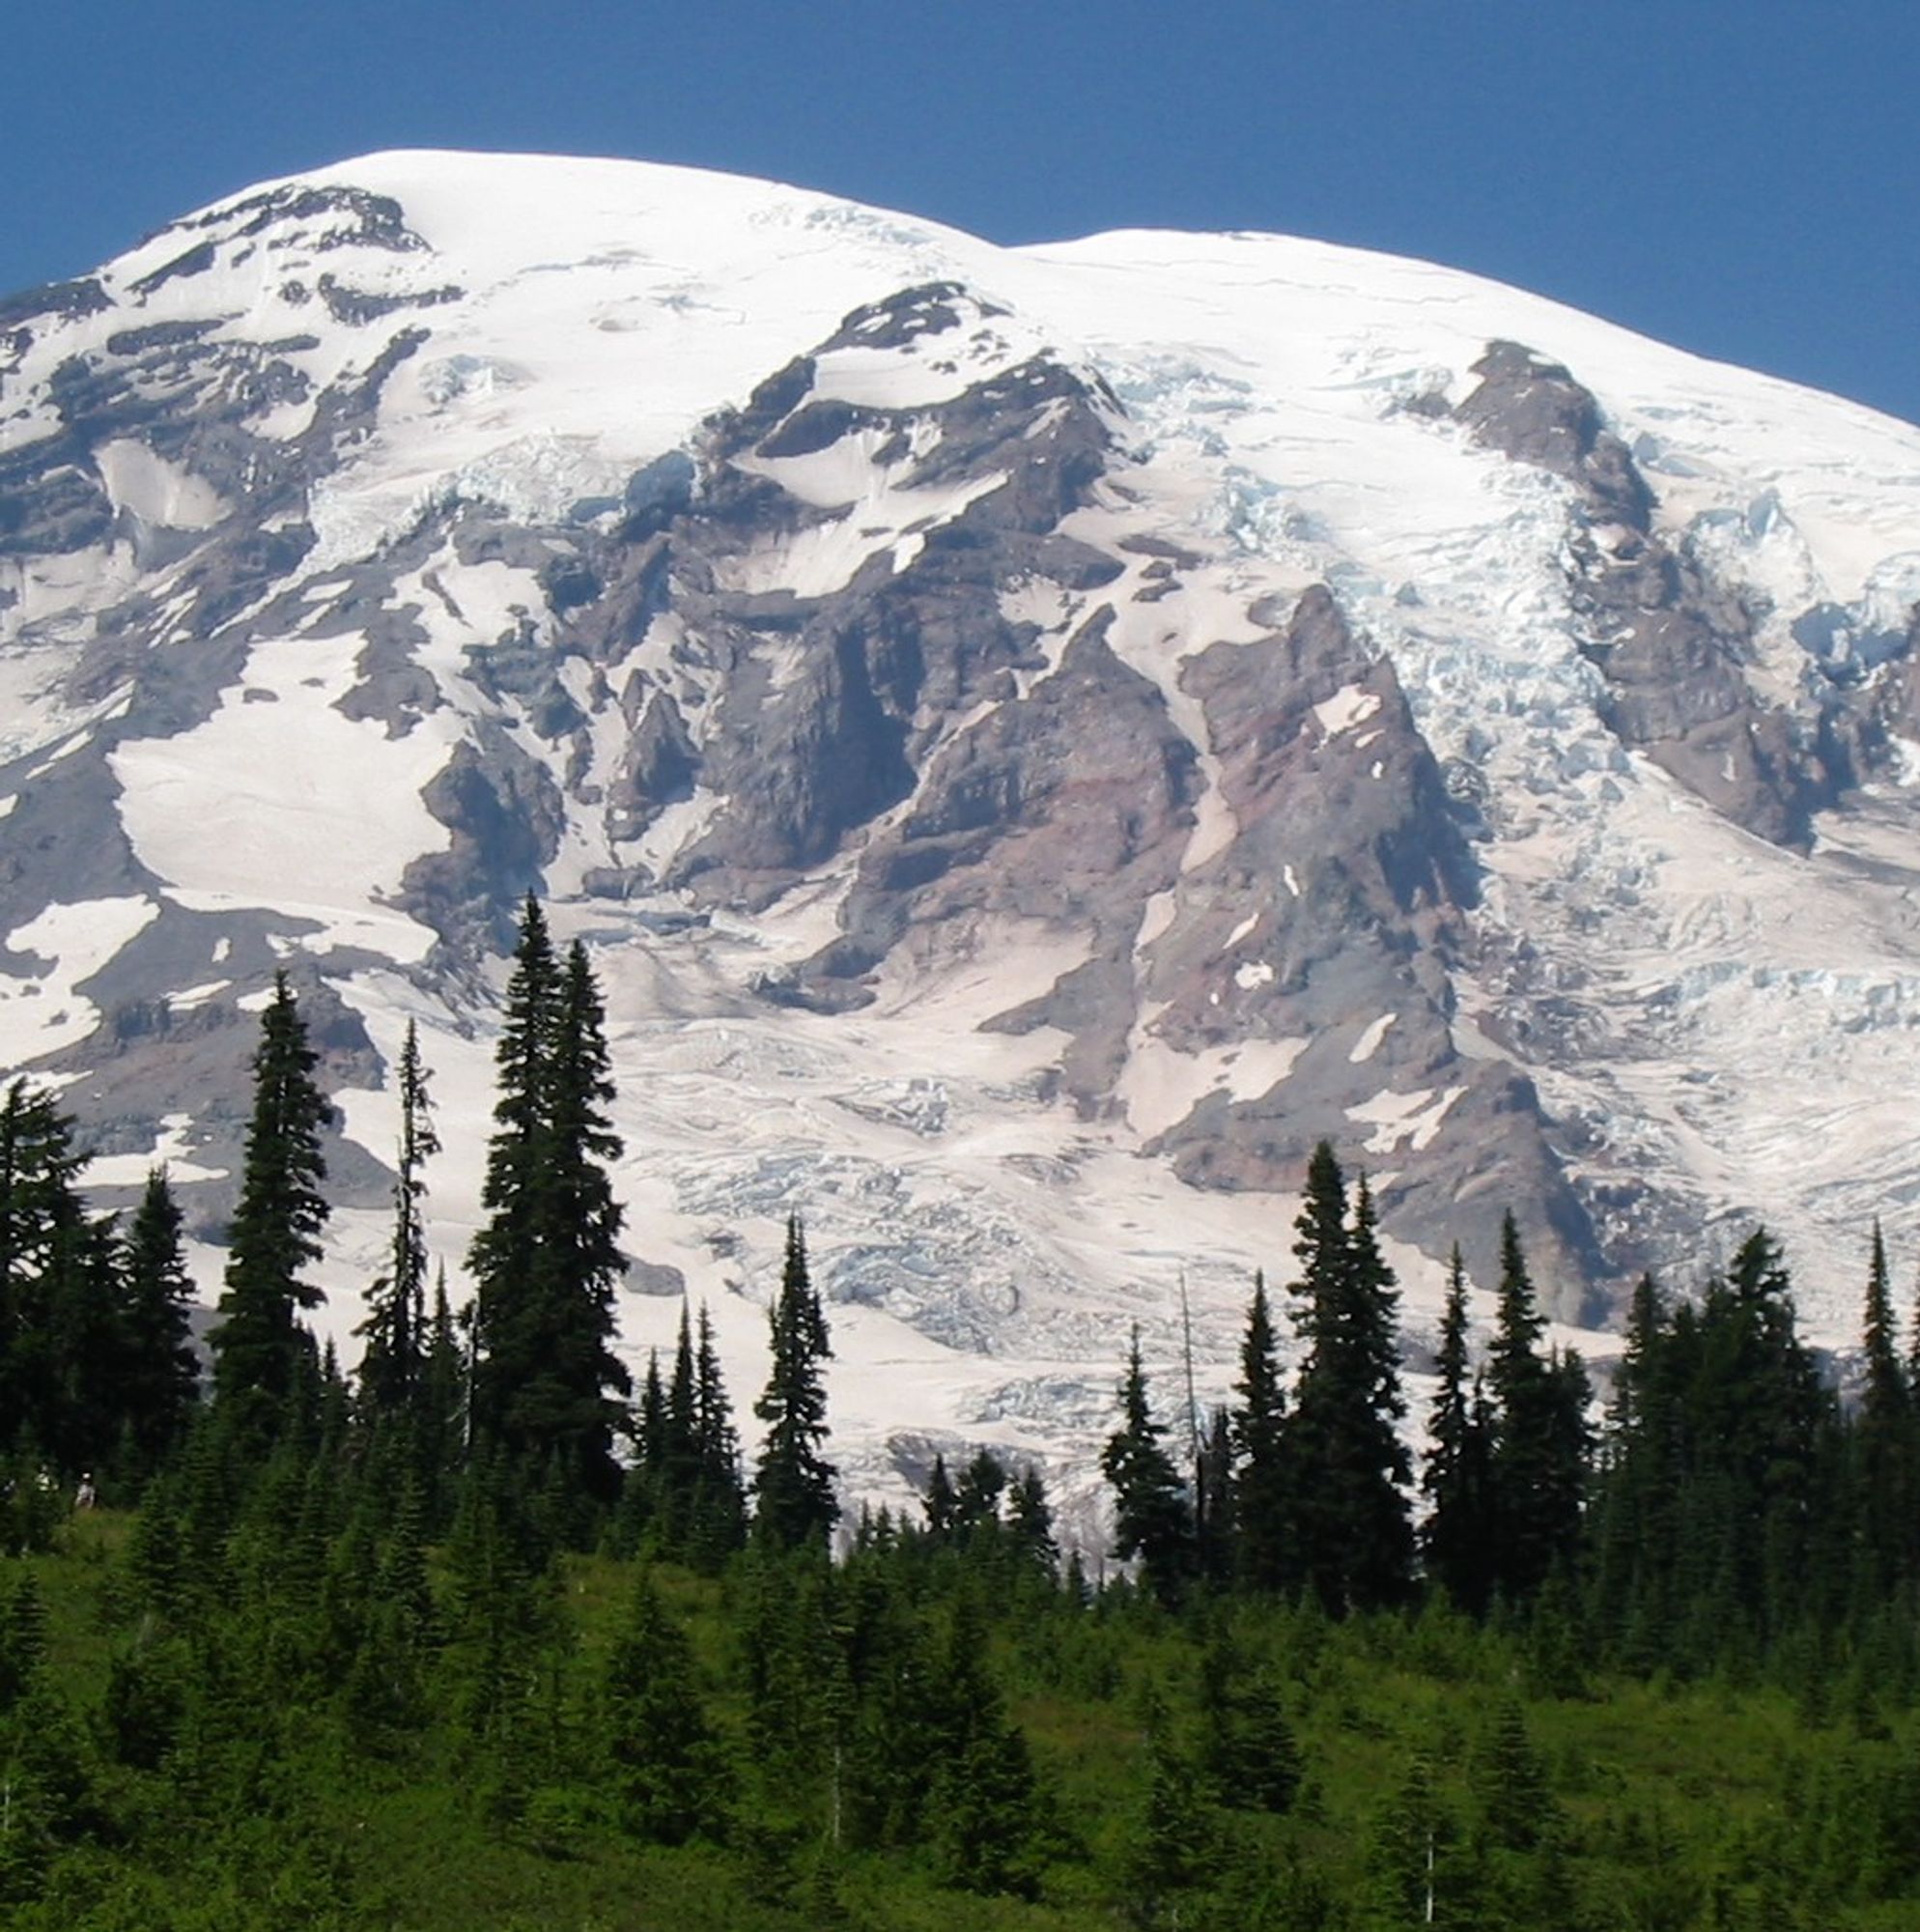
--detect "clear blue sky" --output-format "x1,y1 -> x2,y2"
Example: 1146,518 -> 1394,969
8,2 -> 1917,422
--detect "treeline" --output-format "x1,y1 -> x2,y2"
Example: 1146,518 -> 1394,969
1106,1145 -> 1920,1684
5,898 -> 1920,1925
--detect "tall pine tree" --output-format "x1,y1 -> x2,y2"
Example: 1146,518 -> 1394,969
1101,1325 -> 1193,1604
117,1168 -> 200,1477
751,1215 -> 836,1550
358,1019 -> 438,1427
210,973 -> 332,1456
1421,1245 -> 1495,1613
1484,1212 -> 1584,1605
1232,1271 -> 1291,1594
469,903 -> 631,1514
1285,1151 -> 1413,1612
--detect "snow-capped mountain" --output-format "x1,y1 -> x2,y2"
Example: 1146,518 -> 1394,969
5,150 -> 1920,1520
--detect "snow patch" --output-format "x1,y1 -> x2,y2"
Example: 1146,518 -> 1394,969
1313,684 -> 1382,737
1349,1012 -> 1397,1063
88,1112 -> 228,1186
0,895 -> 159,1064
1347,1085 -> 1465,1155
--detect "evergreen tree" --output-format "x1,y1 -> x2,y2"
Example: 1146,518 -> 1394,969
1485,1211 -> 1584,1605
1590,1270 -> 1680,1663
532,938 -> 632,1500
116,1168 -> 200,1477
1422,1245 -> 1495,1614
688,1303 -> 748,1566
1285,1151 -> 1413,1612
601,1571 -> 727,1844
1855,1222 -> 1912,1593
1100,1325 -> 1192,1604
954,1448 -> 1009,1543
1124,1696 -> 1213,1918
1194,1406 -> 1237,1587
655,1304 -> 701,1551
210,973 -> 332,1456
357,1019 -> 438,1425
924,1454 -> 958,1544
1695,1228 -> 1825,1638
417,1270 -> 467,1525
1231,1271 -> 1291,1594
926,1604 -> 1043,1897
751,1215 -> 837,1551
469,905 -> 631,1513
0,1080 -> 108,1469
1200,1636 -> 1301,1813
1005,1465 -> 1059,1586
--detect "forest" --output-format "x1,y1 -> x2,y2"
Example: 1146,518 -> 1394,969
4,897 -> 1920,1929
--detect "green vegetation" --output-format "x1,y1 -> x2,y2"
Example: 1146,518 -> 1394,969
4,898 -> 1920,1927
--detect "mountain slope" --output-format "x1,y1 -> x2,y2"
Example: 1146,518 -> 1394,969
5,151 -> 1920,1517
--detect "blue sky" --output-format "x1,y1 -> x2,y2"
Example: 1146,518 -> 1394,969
9,2 -> 1917,421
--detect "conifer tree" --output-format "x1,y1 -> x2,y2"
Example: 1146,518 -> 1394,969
1695,1228 -> 1824,1635
1856,1222 -> 1913,1591
924,1453 -> 958,1543
1195,1406 -> 1237,1587
1100,1325 -> 1191,1604
210,973 -> 332,1456
689,1303 -> 747,1565
926,1603 -> 1043,1896
0,1079 -> 100,1466
1232,1271 -> 1291,1594
417,1270 -> 467,1523
955,1448 -> 1009,1542
117,1168 -> 200,1476
602,1571 -> 727,1843
532,938 -> 632,1498
1285,1151 -> 1413,1612
469,904 -> 631,1512
1590,1270 -> 1680,1661
1200,1634 -> 1302,1813
656,1304 -> 701,1550
358,1019 -> 438,1425
1422,1245 -> 1495,1613
751,1215 -> 837,1550
468,900 -> 559,1416
1005,1465 -> 1059,1585
1485,1211 -> 1584,1605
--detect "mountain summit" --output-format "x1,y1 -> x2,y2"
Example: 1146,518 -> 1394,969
4,151 -> 1919,1506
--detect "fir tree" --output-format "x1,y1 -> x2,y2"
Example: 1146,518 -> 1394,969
116,1169 -> 200,1477
1005,1466 -> 1059,1585
417,1270 -> 467,1525
531,938 -> 632,1500
689,1303 -> 748,1566
469,905 -> 631,1513
1232,1271 -> 1291,1594
1100,1326 -> 1191,1605
0,1080 -> 101,1467
655,1304 -> 701,1552
1856,1222 -> 1912,1593
1200,1635 -> 1302,1813
468,895 -> 558,1458
1285,1151 -> 1413,1612
357,1019 -> 438,1425
751,1215 -> 837,1551
924,1454 -> 958,1543
1422,1245 -> 1495,1614
1485,1211 -> 1584,1605
210,974 -> 332,1456
602,1571 -> 727,1843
